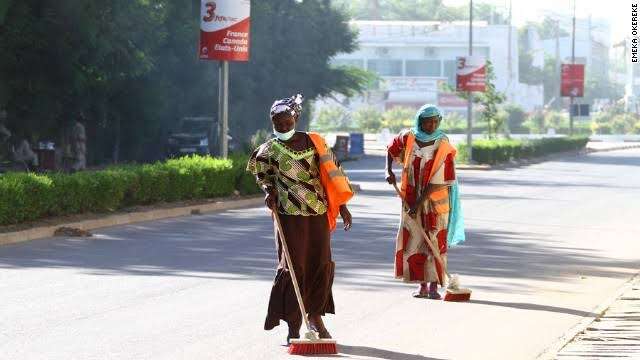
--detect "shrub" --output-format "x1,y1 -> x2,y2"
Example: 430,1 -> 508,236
0,154 -> 253,226
456,136 -> 589,165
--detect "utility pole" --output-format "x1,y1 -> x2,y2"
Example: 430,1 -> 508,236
466,0 -> 474,162
218,61 -> 229,158
570,0 -> 576,135
555,19 -> 561,110
507,0 -> 513,101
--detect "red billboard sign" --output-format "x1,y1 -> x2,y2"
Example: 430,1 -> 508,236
199,0 -> 251,62
456,56 -> 486,92
561,64 -> 584,97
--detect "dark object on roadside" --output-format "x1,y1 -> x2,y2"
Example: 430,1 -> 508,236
190,209 -> 202,215
332,135 -> 350,162
349,133 -> 364,158
166,117 -> 216,158
54,227 -> 93,237
166,117 -> 239,158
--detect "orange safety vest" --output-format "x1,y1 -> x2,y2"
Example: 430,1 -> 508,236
308,132 -> 354,231
400,133 -> 456,202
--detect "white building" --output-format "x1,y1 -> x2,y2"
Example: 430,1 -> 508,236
318,20 -> 543,118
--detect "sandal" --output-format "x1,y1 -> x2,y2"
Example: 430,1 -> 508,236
412,291 -> 430,298
427,291 -> 442,300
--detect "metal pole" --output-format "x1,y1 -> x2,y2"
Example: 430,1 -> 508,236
570,0 -> 576,135
466,0 -> 473,163
507,0 -> 512,98
219,61 -> 229,158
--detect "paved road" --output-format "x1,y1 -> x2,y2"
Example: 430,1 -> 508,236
1,149 -> 639,360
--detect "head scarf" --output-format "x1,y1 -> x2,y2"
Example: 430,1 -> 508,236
270,94 -> 304,119
412,104 -> 446,142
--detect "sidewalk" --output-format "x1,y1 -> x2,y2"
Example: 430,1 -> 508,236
556,278 -> 640,359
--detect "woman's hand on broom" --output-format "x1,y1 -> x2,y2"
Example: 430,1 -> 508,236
339,205 -> 352,231
385,171 -> 396,184
263,187 -> 277,210
407,205 -> 419,218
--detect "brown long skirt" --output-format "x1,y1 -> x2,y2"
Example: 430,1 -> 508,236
264,213 -> 335,331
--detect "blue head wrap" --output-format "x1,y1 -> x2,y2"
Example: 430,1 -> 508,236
412,104 -> 446,142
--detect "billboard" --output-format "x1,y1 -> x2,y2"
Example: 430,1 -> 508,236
456,56 -> 486,92
199,0 -> 251,61
561,64 -> 585,97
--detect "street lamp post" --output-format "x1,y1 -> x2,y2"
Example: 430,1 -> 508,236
466,0 -> 473,162
570,0 -> 576,135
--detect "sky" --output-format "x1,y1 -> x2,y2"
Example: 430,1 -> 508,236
442,0 -> 631,45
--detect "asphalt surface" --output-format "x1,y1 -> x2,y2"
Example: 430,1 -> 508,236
1,149 -> 639,359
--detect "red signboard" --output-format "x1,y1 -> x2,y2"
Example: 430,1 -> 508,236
456,56 -> 486,92
561,64 -> 585,97
199,0 -> 251,62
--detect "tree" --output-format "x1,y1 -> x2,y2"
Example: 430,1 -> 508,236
518,27 -> 544,86
504,103 -> 527,133
381,107 -> 414,133
311,106 -> 351,132
0,0 -> 370,164
353,106 -> 383,132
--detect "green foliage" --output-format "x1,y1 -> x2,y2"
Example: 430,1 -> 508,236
440,112 -> 466,133
353,106 -> 383,133
504,104 -> 527,133
311,106 -> 352,132
600,113 -> 640,134
381,107 -> 415,133
0,0 -> 370,164
230,153 -> 261,195
523,111 -> 546,134
456,136 -> 589,165
0,155 -> 257,225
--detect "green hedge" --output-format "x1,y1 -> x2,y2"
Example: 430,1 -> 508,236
0,155 -> 261,226
456,136 -> 589,165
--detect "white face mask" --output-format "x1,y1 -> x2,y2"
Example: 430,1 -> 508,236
273,128 -> 295,141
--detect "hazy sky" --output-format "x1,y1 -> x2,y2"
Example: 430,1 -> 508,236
443,0 -> 630,44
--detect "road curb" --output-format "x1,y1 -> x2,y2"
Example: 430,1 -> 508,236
0,196 -> 265,247
586,143 -> 640,153
535,272 -> 640,360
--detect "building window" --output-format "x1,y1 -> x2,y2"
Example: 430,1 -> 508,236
331,59 -> 365,69
367,59 -> 403,76
406,60 -> 441,77
443,60 -> 457,87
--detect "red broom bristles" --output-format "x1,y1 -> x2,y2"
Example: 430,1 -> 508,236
288,341 -> 338,355
443,291 -> 471,302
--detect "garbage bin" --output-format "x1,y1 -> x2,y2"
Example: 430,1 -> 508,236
36,142 -> 56,171
349,133 -> 364,158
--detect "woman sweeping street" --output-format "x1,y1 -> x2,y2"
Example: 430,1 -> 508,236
247,94 -> 353,344
385,104 -> 465,299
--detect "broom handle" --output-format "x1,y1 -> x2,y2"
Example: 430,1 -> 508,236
272,210 -> 312,333
391,182 -> 450,279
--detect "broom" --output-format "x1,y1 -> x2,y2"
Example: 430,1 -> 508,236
272,211 -> 338,355
392,182 -> 471,302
